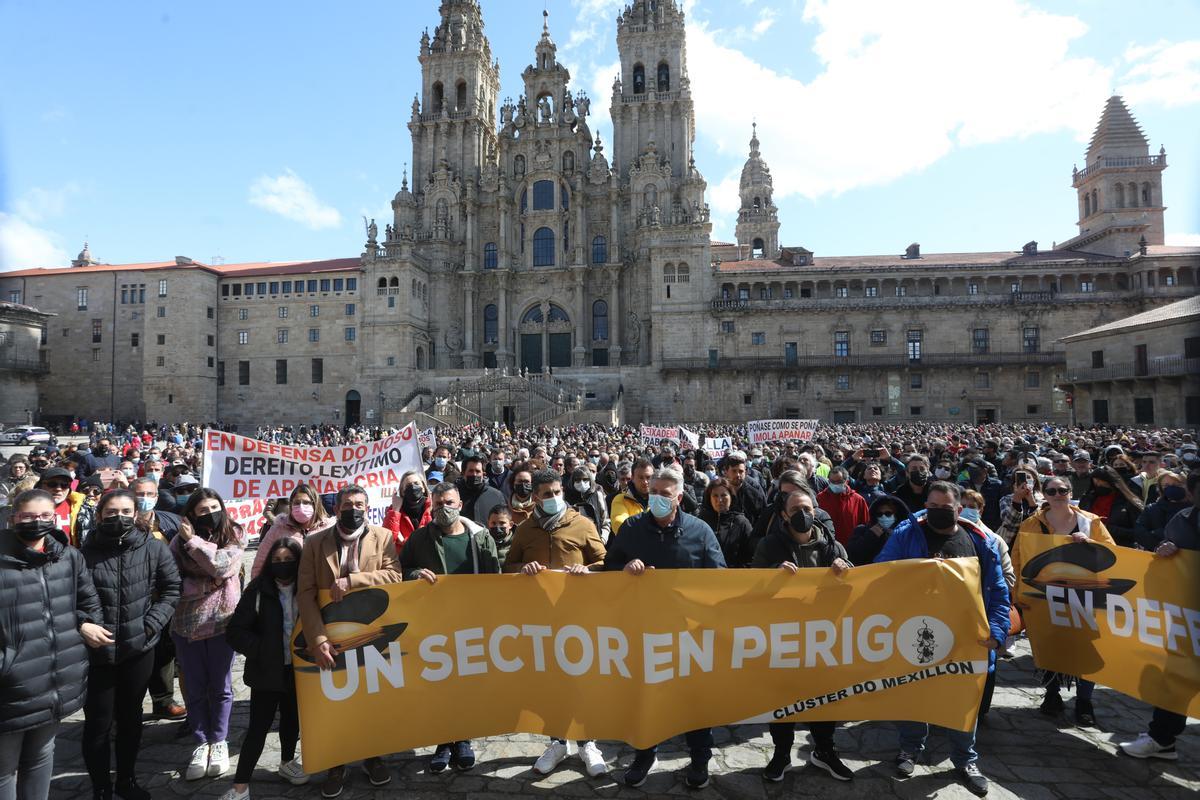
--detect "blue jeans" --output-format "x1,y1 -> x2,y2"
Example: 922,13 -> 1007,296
0,723 -> 58,800
897,721 -> 977,768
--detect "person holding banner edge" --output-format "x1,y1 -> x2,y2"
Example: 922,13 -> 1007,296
751,486 -> 855,782
603,466 -> 726,790
874,481 -> 1010,797
296,484 -> 402,798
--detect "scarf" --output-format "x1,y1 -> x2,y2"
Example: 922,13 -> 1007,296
535,504 -> 568,533
336,522 -> 367,577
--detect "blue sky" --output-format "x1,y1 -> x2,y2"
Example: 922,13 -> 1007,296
2,0 -> 1198,270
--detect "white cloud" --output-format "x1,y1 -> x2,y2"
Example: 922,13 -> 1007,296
248,169 -> 342,230
1119,40 -> 1200,109
0,213 -> 70,271
13,183 -> 81,223
684,0 -> 1200,215
1166,232 -> 1200,247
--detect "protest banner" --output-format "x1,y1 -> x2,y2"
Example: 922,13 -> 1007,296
292,559 -> 989,773
640,424 -> 680,445
704,436 -> 732,459
747,419 -> 819,445
417,427 -> 436,450
202,426 -> 423,528
679,426 -> 700,449
1014,533 -> 1199,718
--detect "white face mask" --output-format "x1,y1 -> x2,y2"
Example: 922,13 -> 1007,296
574,481 -> 590,494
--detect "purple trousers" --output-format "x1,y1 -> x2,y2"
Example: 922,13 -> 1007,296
173,633 -> 235,746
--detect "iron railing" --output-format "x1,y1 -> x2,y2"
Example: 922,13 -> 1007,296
1063,356 -> 1199,383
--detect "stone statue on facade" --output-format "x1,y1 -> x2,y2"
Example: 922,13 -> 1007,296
385,223 -> 394,240
576,92 -> 590,120
445,322 -> 463,353
364,217 -> 377,244
538,95 -> 553,124
627,311 -> 642,347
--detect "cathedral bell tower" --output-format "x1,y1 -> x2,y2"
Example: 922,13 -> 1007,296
409,0 -> 500,186
735,124 -> 780,259
612,0 -> 695,179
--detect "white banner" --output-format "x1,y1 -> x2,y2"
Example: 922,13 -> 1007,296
640,424 -> 680,445
417,427 -> 436,449
747,419 -> 819,445
201,426 -> 423,527
679,426 -> 700,448
704,436 -> 732,459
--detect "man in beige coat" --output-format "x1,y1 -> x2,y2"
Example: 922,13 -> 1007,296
297,484 -> 402,799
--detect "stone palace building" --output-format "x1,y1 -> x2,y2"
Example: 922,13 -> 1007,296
2,0 -> 1197,430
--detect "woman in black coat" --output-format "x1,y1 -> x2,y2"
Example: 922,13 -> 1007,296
220,537 -> 308,799
0,488 -> 107,800
80,488 -> 180,800
698,477 -> 755,567
1079,466 -> 1143,547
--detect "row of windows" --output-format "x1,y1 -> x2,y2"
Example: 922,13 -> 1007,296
220,277 -> 357,298
480,234 -> 608,270
237,328 -> 356,345
630,61 -> 671,95
775,370 -> 1038,393
723,280 -> 1098,302
219,358 -> 324,386
734,326 -> 1042,355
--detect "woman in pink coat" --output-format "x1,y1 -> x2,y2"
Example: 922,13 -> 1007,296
250,484 -> 333,580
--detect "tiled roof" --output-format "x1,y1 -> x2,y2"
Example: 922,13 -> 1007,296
2,257 -> 362,279
715,248 -> 1116,274
1141,245 -> 1200,257
1062,295 -> 1200,341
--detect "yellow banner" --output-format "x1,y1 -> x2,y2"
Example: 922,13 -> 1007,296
1015,533 -> 1200,718
292,560 -> 990,773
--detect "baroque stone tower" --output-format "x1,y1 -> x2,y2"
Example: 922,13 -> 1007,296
1067,95 -> 1167,257
734,123 -> 780,258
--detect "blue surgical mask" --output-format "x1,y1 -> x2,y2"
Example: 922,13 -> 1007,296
877,514 -> 895,530
540,495 -> 566,516
433,457 -> 447,469
960,507 -> 981,524
828,483 -> 846,494
648,494 -> 674,519
136,497 -> 156,513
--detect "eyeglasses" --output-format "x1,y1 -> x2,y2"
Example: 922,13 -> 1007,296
13,512 -> 55,523
41,482 -> 70,491
1044,487 -> 1071,496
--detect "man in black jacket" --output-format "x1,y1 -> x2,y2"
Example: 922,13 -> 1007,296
604,467 -> 725,790
457,454 -> 506,527
751,487 -> 854,782
720,451 -> 766,527
0,489 -> 107,799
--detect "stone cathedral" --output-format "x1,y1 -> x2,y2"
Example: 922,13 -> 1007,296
2,0 -> 1195,430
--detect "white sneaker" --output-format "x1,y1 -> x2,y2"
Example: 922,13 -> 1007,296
208,740 -> 231,777
580,741 -> 608,777
1119,733 -> 1178,760
279,758 -> 310,785
186,744 -> 210,781
218,787 -> 249,800
534,740 -> 571,775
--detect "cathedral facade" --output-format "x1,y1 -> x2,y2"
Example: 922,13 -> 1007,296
2,0 -> 1196,429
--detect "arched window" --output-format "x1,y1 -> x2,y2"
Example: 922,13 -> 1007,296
592,300 -> 609,340
664,264 -> 677,284
752,238 -> 765,258
563,151 -> 574,172
677,264 -> 690,283
1091,188 -> 1098,213
632,63 -> 645,94
1128,181 -> 1138,207
548,304 -> 570,323
522,306 -> 544,324
431,82 -> 444,112
533,227 -> 555,267
389,276 -> 399,287
514,154 -> 525,178
1142,182 -> 1152,206
455,80 -> 467,111
592,235 -> 607,264
483,304 -> 498,343
377,277 -> 387,288
1114,183 -> 1125,208
532,180 -> 554,210
753,196 -> 762,211
657,62 -> 670,92
1084,193 -> 1091,217
483,242 -> 498,269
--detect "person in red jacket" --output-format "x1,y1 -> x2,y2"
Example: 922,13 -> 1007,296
817,467 -> 870,545
382,470 -> 432,552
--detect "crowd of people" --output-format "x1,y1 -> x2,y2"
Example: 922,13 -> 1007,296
0,419 -> 1196,799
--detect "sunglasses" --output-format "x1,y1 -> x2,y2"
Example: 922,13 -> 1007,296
41,482 -> 70,491
1044,487 -> 1070,496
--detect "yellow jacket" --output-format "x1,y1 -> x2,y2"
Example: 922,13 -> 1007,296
610,491 -> 647,537
1013,506 -> 1115,578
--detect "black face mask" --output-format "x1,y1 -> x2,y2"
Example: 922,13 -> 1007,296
489,525 -> 510,543
339,508 -> 365,530
1092,485 -> 1113,496
97,515 -> 135,542
193,510 -> 224,538
271,560 -> 299,582
13,519 -> 56,544
465,475 -> 486,490
909,471 -> 929,486
683,466 -> 695,478
514,481 -> 532,497
789,509 -> 813,534
926,507 -> 957,532
403,484 -> 426,504
95,446 -> 109,456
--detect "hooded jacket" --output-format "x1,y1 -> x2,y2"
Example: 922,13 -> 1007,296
81,523 -> 181,665
0,528 -> 102,734
400,517 -> 501,578
697,506 -> 755,568
503,507 -> 607,572
751,512 -> 847,569
846,493 -> 915,567
874,512 -> 1011,672
1135,496 -> 1191,550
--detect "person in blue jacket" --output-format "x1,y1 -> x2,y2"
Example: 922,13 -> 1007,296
874,480 -> 1010,798
604,466 -> 725,791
